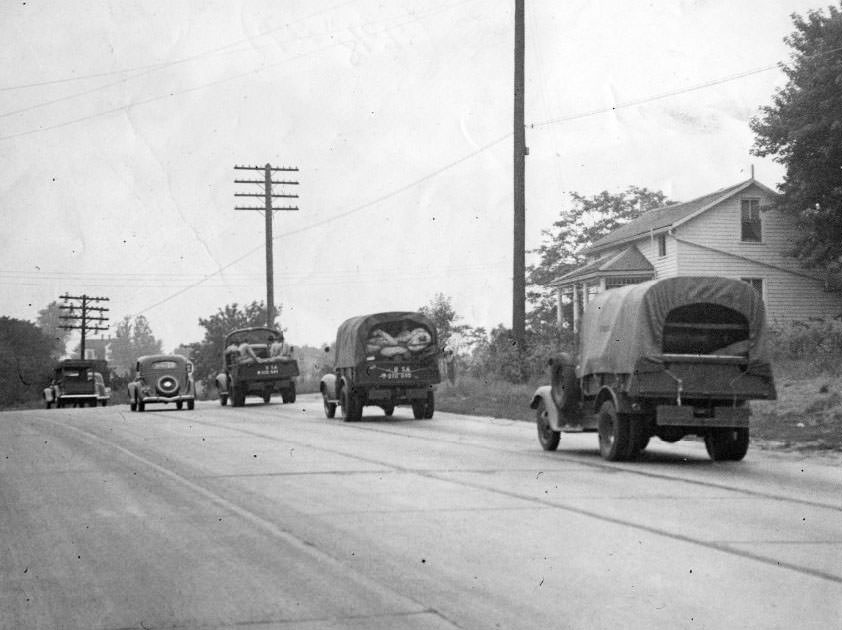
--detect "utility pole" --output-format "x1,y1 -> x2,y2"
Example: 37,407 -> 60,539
513,0 -> 527,347
234,163 -> 299,328
58,294 -> 110,359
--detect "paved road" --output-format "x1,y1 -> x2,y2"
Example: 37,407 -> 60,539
1,396 -> 840,629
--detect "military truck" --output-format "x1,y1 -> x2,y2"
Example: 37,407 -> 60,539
44,359 -> 111,408
215,327 -> 299,407
320,311 -> 440,421
530,277 -> 777,462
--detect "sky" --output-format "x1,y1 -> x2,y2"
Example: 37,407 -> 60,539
0,0 -> 831,351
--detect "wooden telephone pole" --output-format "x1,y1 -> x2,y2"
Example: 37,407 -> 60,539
58,294 -> 110,359
234,163 -> 299,328
513,0 -> 527,347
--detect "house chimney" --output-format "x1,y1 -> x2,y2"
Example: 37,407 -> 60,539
750,164 -> 755,179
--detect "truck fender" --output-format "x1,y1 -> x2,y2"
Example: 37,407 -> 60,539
215,373 -> 229,395
594,386 -> 626,415
530,385 -> 562,432
320,373 -> 338,400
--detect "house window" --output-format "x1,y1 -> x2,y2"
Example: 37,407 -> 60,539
741,277 -> 764,298
741,199 -> 762,242
657,233 -> 667,257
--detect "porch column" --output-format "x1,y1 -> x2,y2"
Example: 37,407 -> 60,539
572,283 -> 579,334
556,288 -> 564,328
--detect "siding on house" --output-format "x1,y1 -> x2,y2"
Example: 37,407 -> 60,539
671,182 -> 842,323
551,179 -> 842,328
677,183 -> 804,274
634,232 -> 678,278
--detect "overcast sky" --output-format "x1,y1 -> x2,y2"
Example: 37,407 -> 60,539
0,0 -> 828,351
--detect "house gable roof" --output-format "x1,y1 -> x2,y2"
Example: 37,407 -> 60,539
587,178 -> 777,253
551,244 -> 654,285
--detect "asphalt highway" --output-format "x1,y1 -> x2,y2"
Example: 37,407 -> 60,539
1,395 -> 840,629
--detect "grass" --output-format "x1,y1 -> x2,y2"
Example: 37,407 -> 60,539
437,365 -> 842,455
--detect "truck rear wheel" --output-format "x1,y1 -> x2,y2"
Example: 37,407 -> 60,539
423,391 -> 435,419
536,399 -> 560,451
597,399 -> 631,461
412,401 -> 425,419
323,391 -> 337,418
341,388 -> 361,422
705,428 -> 749,461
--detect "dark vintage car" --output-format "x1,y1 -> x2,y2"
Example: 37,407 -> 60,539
320,311 -> 440,421
128,354 -> 195,412
215,327 -> 299,407
530,277 -> 777,462
44,359 -> 111,408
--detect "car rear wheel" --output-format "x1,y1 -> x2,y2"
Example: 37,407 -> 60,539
536,399 -> 560,451
219,394 -> 228,406
597,399 -> 631,461
176,401 -> 183,410
187,400 -> 195,410
137,398 -> 145,412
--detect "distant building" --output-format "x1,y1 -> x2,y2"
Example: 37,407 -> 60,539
550,178 -> 842,331
79,337 -> 111,362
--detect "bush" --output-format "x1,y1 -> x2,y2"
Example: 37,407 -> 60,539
768,319 -> 842,376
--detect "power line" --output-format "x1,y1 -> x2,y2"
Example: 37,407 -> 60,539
0,0 -> 477,141
0,0 -> 358,93
134,131 -> 511,315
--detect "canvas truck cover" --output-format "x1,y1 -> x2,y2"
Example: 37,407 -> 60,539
334,311 -> 438,369
578,277 -> 770,377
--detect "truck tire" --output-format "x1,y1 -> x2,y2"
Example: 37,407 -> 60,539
423,390 -> 435,419
263,391 -> 272,404
281,383 -> 296,404
412,401 -> 425,419
341,388 -> 361,422
177,401 -> 184,410
100,400 -> 108,407
627,416 -> 651,459
705,428 -> 749,461
382,404 -> 394,417
187,400 -> 195,410
597,399 -> 631,461
536,399 -> 560,451
323,391 -> 337,418
219,394 -> 228,406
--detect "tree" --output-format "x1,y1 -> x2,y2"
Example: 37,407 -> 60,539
419,293 -> 459,348
108,315 -> 164,376
0,317 -> 54,407
36,300 -> 74,359
189,301 -> 277,386
527,187 -> 670,330
750,4 -> 842,274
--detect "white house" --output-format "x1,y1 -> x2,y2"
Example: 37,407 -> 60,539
550,178 -> 842,331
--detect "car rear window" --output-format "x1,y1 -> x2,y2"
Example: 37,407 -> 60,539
151,361 -> 179,369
